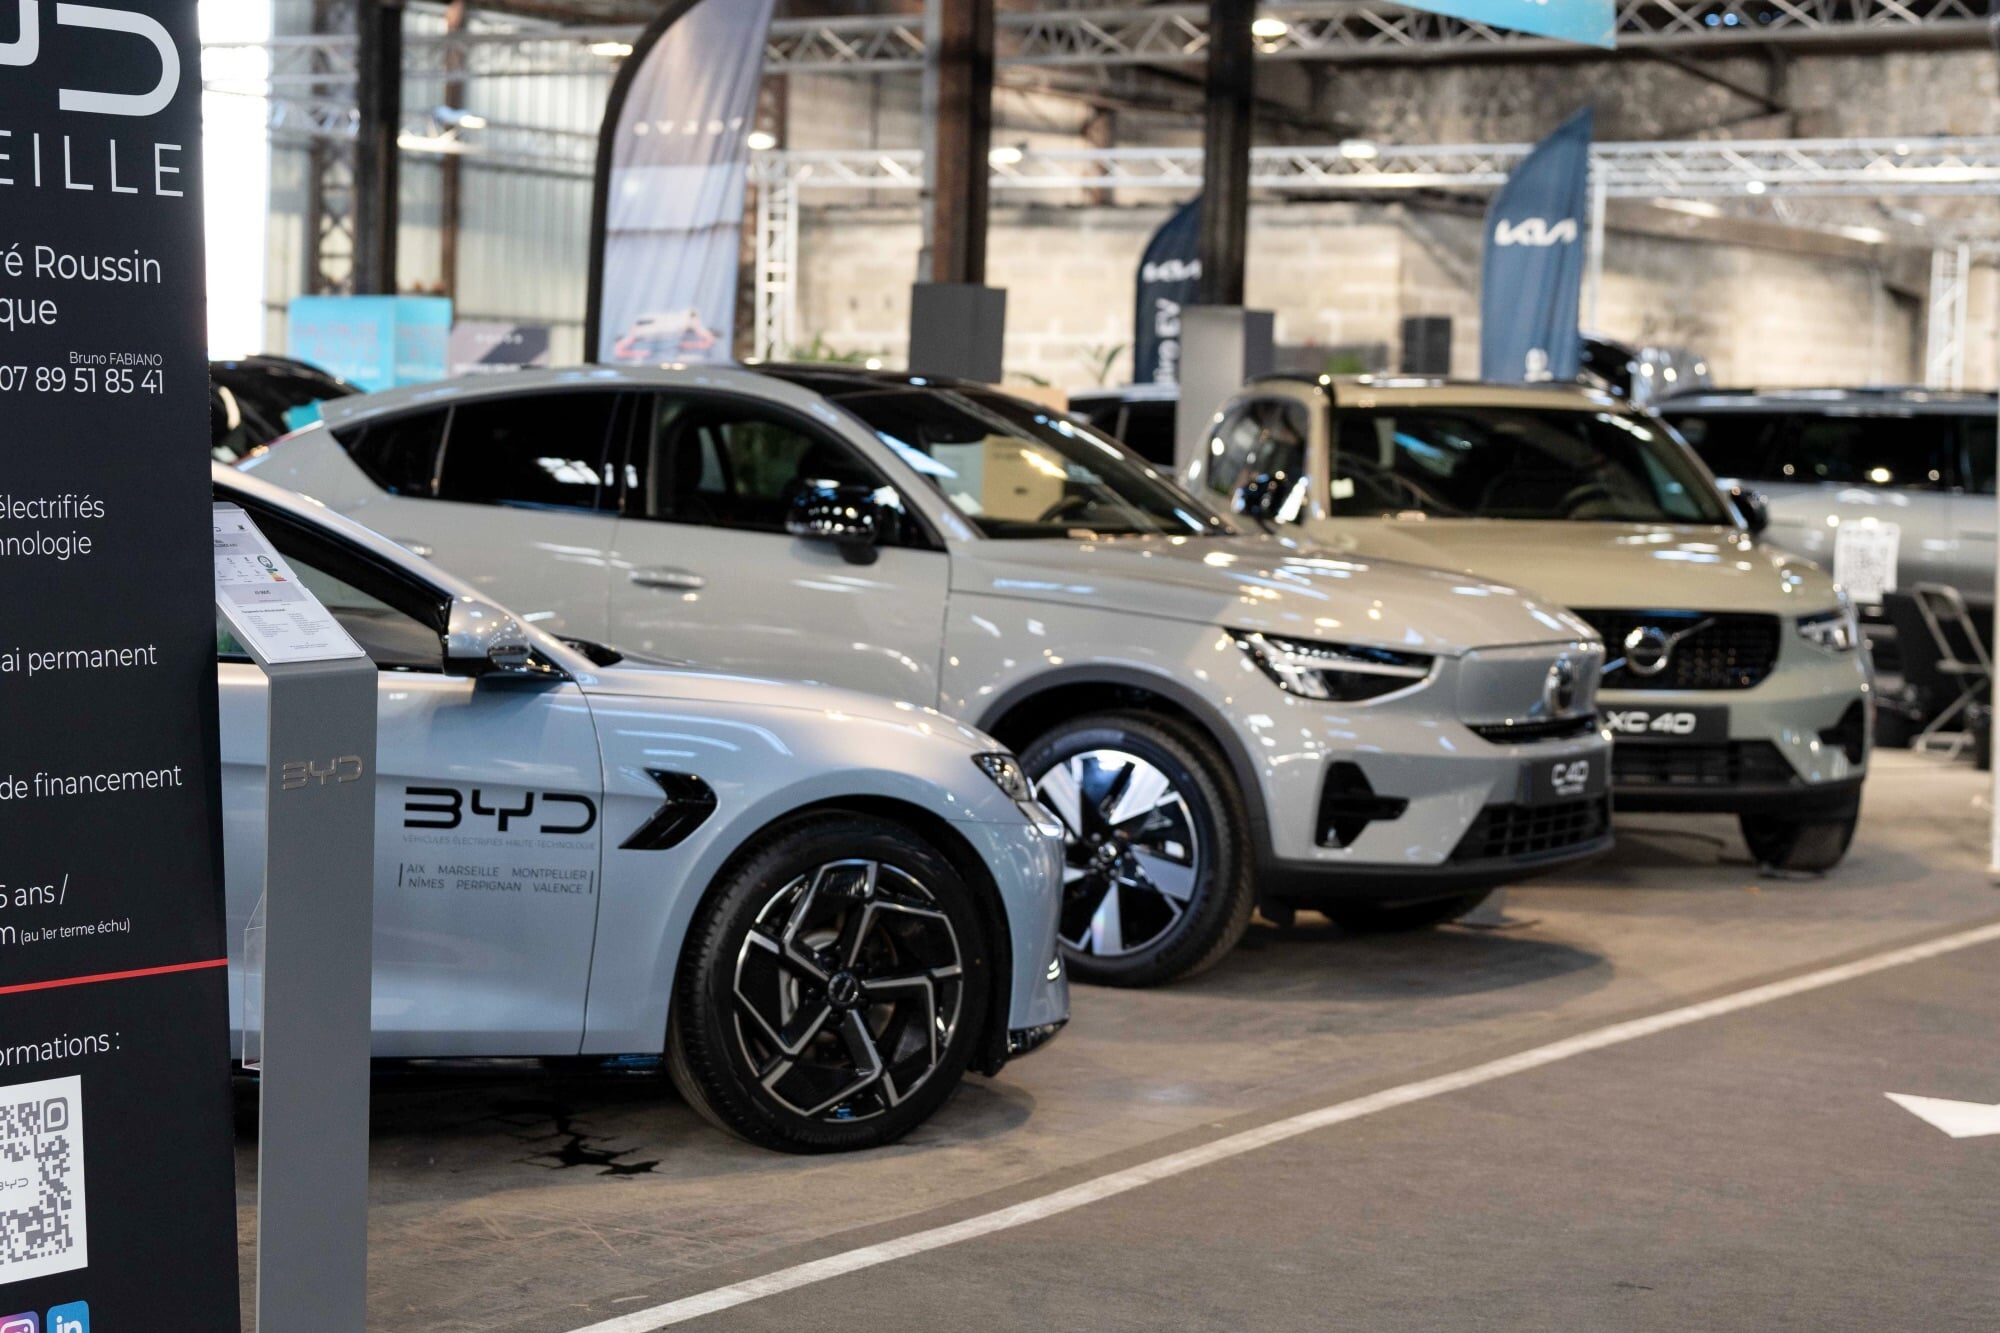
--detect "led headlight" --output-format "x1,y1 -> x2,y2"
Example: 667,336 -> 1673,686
1797,598 -> 1861,654
974,752 -> 1066,838
1233,631 -> 1435,702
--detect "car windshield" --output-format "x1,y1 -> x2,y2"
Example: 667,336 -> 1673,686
1331,406 -> 1735,526
832,387 -> 1227,539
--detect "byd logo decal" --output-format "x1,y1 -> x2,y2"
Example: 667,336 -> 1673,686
1493,216 -> 1579,247
0,1 -> 182,117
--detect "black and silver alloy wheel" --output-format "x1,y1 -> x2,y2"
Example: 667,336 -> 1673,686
732,858 -> 964,1123
1036,749 -> 1201,961
669,815 -> 991,1153
1021,710 -> 1254,989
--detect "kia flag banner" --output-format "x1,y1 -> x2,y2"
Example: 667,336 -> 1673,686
586,0 -> 776,364
1133,198 -> 1202,385
1480,107 -> 1593,383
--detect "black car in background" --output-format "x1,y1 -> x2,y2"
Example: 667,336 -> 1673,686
210,355 -> 359,461
1068,382 -> 1179,467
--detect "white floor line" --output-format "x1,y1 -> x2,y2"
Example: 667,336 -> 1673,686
569,918 -> 2000,1333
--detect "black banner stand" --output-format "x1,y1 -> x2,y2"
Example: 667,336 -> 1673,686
0,2 -> 240,1327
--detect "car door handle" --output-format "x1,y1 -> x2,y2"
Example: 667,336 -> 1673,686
629,566 -> 707,591
390,537 -> 435,559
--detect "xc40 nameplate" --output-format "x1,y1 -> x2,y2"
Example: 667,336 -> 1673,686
1605,706 -> 1729,744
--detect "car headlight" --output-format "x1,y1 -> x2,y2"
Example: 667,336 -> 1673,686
1233,631 -> 1435,701
1797,599 -> 1861,654
974,752 -> 1066,838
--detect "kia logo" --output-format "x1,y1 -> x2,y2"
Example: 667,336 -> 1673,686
0,2 -> 182,117
1494,217 -> 1579,247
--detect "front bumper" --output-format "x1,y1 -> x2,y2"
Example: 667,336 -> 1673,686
1245,694 -> 1615,901
949,816 -> 1069,1073
1603,636 -> 1871,815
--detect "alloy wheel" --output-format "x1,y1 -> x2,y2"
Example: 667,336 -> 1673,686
1034,748 -> 1202,959
731,859 -> 965,1123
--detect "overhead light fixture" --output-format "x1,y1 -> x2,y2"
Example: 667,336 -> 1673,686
1655,198 -> 1722,218
1744,179 -> 1768,195
436,107 -> 486,131
989,144 -> 1025,166
1338,139 -> 1380,161
1251,16 -> 1291,39
590,40 -> 634,58
746,129 -> 778,152
397,131 -> 467,156
1838,225 -> 1889,245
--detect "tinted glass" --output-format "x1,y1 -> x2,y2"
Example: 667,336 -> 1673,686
1786,415 -> 1949,490
437,393 -> 620,510
634,397 -> 899,537
836,388 -> 1224,539
340,408 -> 448,496
1202,398 -> 1310,520
1331,407 -> 1734,525
1118,401 -> 1178,466
1959,415 -> 1997,495
1660,410 -> 1786,481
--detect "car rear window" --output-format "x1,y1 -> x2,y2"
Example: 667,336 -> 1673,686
338,408 -> 448,496
1665,406 -> 1978,492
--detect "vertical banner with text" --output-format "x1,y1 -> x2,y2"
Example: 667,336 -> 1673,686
1133,198 -> 1201,386
0,0 -> 239,1327
1480,107 -> 1594,384
585,0 -> 776,365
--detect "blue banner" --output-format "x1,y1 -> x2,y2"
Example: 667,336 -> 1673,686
1133,198 -> 1202,385
1480,108 -> 1593,384
1409,0 -> 1615,48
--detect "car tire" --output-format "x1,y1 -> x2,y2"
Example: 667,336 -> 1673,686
1021,710 -> 1253,988
1320,890 -> 1492,933
667,813 -> 993,1153
1738,795 -> 1861,874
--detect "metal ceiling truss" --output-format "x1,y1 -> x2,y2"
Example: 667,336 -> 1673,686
203,0 -> 1996,95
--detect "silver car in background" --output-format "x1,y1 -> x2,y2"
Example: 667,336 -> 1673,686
248,365 -> 1612,987
1194,377 -> 1872,873
214,463 -> 1068,1154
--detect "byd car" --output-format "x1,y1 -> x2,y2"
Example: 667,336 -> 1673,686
214,463 -> 1069,1153
247,365 -> 1612,987
1192,376 -> 1871,872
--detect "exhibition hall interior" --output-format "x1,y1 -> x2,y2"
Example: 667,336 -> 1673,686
4,0 -> 2000,1328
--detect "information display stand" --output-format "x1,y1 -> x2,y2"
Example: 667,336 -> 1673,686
214,504 -> 378,1333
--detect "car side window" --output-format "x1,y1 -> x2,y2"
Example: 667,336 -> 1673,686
1956,415 -> 1996,495
1665,411 -> 1787,483
338,408 -> 449,497
215,509 -> 447,672
630,396 -> 916,542
434,393 -> 625,511
1778,415 -> 1949,491
1203,397 -> 1309,520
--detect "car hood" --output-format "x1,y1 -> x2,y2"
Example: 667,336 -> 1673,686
576,659 -> 997,749
951,533 -> 1593,654
1300,518 -> 1840,614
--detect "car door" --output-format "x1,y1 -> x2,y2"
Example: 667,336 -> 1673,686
337,390 -> 633,642
218,509 -> 605,1058
605,391 -> 950,705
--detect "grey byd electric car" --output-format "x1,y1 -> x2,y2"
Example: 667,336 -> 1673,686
214,463 -> 1068,1153
1193,376 -> 1871,873
247,365 -> 1612,987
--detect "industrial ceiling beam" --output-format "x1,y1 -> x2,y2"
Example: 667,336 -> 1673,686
201,0 -> 1996,92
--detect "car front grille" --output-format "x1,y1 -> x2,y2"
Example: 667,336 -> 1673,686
1450,796 -> 1610,863
1612,741 -> 1797,789
1576,609 -> 1780,691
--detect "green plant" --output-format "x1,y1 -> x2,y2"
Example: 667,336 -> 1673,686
785,333 -> 886,366
1324,352 -> 1373,376
1080,342 -> 1129,386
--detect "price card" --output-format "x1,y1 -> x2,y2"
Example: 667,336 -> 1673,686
213,503 -> 368,664
1832,519 -> 1900,606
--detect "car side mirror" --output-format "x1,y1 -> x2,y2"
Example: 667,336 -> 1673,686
1727,484 -> 1769,536
1231,474 -> 1292,523
445,599 -> 563,679
788,483 -> 882,565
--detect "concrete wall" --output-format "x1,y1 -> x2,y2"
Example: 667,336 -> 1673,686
796,199 -> 1927,392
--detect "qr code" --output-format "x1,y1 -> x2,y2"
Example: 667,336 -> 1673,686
0,1075 -> 88,1285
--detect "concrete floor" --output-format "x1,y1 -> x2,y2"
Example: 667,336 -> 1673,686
234,751 -> 2000,1332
